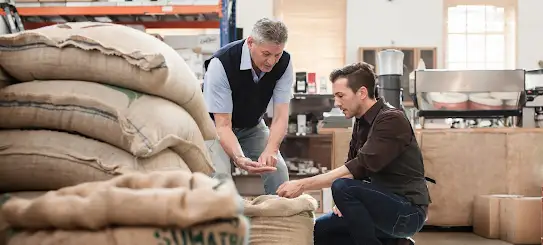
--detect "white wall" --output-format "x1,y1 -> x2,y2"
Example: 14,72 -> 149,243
517,0 -> 543,70
235,0 -> 274,38
346,0 -> 444,67
235,0 -> 541,69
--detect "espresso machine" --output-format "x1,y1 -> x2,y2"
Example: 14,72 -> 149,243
522,69 -> 543,128
411,69 -> 524,128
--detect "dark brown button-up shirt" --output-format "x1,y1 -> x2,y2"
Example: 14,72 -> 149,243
345,99 -> 431,205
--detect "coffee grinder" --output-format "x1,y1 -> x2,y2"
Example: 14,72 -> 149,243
522,69 -> 543,128
376,49 -> 404,109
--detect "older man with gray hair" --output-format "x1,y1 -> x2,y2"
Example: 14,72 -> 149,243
202,18 -> 292,194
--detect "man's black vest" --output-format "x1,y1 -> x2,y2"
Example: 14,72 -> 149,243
203,39 -> 291,129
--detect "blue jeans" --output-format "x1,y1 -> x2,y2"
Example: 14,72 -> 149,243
206,120 -> 289,194
314,178 -> 426,245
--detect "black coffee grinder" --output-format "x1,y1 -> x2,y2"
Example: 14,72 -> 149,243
376,49 -> 404,109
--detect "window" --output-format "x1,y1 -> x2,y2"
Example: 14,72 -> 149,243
445,1 -> 516,69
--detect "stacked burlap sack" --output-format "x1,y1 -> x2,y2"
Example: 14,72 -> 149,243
0,22 -> 218,193
0,192 -> 44,245
243,194 -> 318,245
0,171 -> 249,245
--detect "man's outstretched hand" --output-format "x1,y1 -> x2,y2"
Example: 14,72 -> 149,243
276,180 -> 305,198
235,157 -> 276,174
258,150 -> 278,167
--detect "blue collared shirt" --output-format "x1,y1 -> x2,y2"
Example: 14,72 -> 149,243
203,40 -> 294,114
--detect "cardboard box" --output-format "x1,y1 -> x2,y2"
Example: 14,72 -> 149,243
162,34 -> 219,81
472,194 -> 522,239
322,187 -> 333,213
305,190 -> 323,213
499,197 -> 541,244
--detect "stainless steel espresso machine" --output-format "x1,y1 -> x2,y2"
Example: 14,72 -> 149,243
522,69 -> 543,128
411,69 -> 524,128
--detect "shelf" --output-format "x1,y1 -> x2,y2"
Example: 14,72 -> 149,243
418,109 -> 521,119
7,0 -> 227,29
21,20 -> 219,29
293,93 -> 333,100
285,133 -> 332,139
15,2 -> 220,16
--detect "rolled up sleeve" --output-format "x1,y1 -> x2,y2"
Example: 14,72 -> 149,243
272,59 -> 294,104
203,58 -> 233,113
345,158 -> 367,180
345,111 -> 413,179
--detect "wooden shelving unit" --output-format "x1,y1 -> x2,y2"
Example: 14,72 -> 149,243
358,46 -> 438,103
12,0 -> 223,29
358,46 -> 438,72
9,0 -> 238,45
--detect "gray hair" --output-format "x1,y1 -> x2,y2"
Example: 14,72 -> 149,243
250,18 -> 288,45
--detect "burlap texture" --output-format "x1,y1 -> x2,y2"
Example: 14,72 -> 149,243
243,195 -> 317,245
6,216 -> 249,245
0,130 -> 190,192
0,81 -> 9,90
0,68 -> 13,89
0,22 -> 217,140
0,192 -> 47,245
0,81 -> 213,174
1,171 -> 242,230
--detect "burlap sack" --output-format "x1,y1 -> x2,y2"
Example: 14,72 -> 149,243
0,130 -> 190,192
6,216 -> 249,245
243,194 -> 317,245
0,68 -> 13,89
0,81 -> 214,174
0,192 -> 46,245
0,22 -> 217,141
0,81 -> 8,89
2,171 -> 243,230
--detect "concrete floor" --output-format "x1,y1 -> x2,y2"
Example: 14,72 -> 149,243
413,232 -> 512,245
312,214 -> 516,244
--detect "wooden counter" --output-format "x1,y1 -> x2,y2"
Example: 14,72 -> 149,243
416,128 -> 543,227
235,127 -> 542,227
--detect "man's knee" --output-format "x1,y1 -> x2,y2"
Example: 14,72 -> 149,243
261,155 -> 289,194
331,178 -> 355,197
206,140 -> 231,174
331,178 -> 377,203
274,154 -> 288,172
314,213 -> 341,235
313,214 -> 329,234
